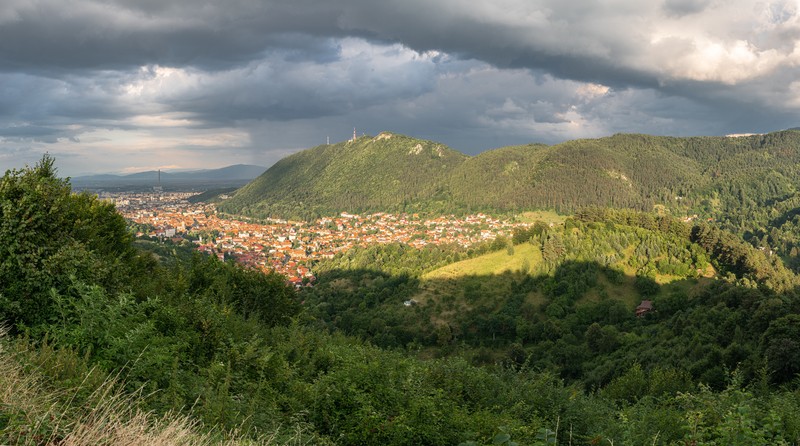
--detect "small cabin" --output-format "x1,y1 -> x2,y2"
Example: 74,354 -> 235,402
635,300 -> 653,317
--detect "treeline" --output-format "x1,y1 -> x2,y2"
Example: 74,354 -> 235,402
691,223 -> 798,292
221,130 -> 800,220
574,207 -> 690,239
314,239 -> 507,278
703,190 -> 800,272
575,207 -> 800,292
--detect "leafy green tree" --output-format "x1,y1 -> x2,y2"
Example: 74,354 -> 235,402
634,274 -> 659,297
761,314 -> 800,384
541,233 -> 565,268
0,155 -> 132,329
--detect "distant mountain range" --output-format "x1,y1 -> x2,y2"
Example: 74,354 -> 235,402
71,164 -> 266,189
218,130 -> 800,220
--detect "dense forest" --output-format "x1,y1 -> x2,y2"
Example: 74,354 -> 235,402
221,130 -> 800,222
222,133 -> 467,221
4,157 -> 800,445
304,209 -> 800,387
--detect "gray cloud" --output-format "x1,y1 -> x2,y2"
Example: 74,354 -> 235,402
1,1 -> 795,96
158,40 -> 439,124
662,0 -> 712,17
0,0 -> 799,175
0,0 -> 354,72
0,125 -> 70,144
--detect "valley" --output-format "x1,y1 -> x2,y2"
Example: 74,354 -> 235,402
4,131 -> 800,444
5,2 -> 799,443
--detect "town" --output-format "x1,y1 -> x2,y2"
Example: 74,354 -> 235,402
110,191 -> 523,286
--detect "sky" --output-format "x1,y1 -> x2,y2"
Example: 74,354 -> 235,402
2,0 -> 800,176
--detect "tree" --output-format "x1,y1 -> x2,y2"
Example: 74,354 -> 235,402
761,314 -> 800,384
0,155 -> 133,329
542,233 -> 565,268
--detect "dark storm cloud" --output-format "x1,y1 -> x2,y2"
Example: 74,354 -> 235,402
0,0 -> 673,87
0,0 -> 798,175
0,1 -> 793,100
0,0 -> 365,73
0,125 -> 69,143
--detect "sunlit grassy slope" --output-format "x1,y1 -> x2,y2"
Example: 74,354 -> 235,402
515,210 -> 567,226
420,247 -> 631,311
424,241 -> 711,285
423,242 -> 543,280
419,235 -> 716,313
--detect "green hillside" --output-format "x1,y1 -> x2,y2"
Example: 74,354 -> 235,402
6,158 -> 800,445
221,132 -> 467,219
304,209 -> 800,390
221,129 -> 800,220
446,143 -> 549,211
305,214 -> 717,357
423,242 -> 544,279
447,134 -> 705,212
474,131 -> 800,215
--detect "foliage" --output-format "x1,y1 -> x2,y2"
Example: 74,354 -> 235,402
5,159 -> 800,444
222,130 -> 800,219
221,132 -> 468,220
0,155 -> 133,330
314,241 -> 476,277
0,334 -> 317,445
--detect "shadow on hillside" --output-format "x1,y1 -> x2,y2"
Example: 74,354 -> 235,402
302,260 -> 769,387
306,260 -> 701,338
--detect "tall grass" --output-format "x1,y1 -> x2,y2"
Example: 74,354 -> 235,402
0,335 -> 313,446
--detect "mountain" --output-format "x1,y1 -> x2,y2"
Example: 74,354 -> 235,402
220,130 -> 800,219
71,164 -> 266,189
449,134 -> 707,211
222,132 -> 467,219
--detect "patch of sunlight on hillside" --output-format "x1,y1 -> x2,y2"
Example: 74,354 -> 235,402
424,243 -> 542,280
516,210 -> 567,225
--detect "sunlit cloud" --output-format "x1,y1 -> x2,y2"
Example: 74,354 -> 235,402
0,0 -> 798,175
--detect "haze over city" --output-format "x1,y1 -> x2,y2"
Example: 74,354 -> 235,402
1,0 -> 800,176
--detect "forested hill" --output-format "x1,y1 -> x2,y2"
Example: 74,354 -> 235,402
219,129 -> 800,220
221,132 -> 467,219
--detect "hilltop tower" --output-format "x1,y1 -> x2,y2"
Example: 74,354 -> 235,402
353,127 -> 357,141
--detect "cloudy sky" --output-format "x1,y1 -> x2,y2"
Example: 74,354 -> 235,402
1,0 -> 800,176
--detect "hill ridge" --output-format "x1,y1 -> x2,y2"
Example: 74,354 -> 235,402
219,129 -> 800,220
72,164 -> 266,189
